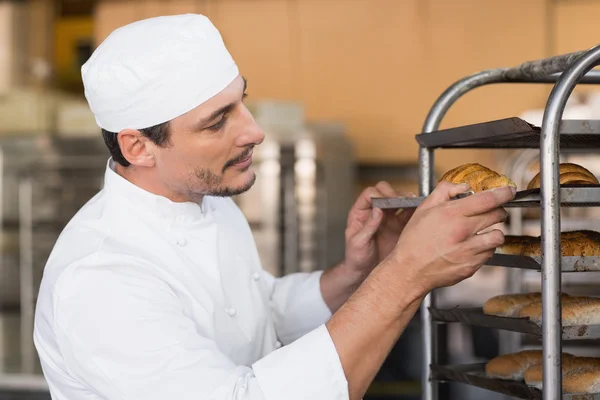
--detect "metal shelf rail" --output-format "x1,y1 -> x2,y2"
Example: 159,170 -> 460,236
416,47 -> 600,400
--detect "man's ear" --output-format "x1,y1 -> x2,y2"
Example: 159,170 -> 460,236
117,129 -> 156,167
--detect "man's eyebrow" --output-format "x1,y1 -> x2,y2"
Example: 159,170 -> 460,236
197,103 -> 235,127
196,77 -> 248,128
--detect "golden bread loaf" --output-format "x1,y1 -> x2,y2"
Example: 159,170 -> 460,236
483,293 -> 542,317
563,367 -> 600,394
518,296 -> 600,325
495,235 -> 537,256
523,356 -> 600,389
522,231 -> 600,257
497,230 -> 600,257
483,292 -> 570,319
485,350 -> 544,380
440,163 -> 517,192
527,163 -> 598,190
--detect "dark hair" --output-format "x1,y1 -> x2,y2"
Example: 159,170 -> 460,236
101,121 -> 171,167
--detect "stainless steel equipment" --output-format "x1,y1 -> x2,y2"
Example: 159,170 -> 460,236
373,48 -> 600,400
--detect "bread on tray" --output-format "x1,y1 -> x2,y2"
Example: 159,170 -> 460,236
485,350 -> 544,380
527,163 -> 598,190
483,293 -> 542,318
495,235 -> 538,256
496,230 -> 600,257
439,163 -> 517,192
518,296 -> 600,325
483,292 -> 571,318
524,356 -> 600,390
563,367 -> 600,394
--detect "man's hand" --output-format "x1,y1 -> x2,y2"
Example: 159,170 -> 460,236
386,181 -> 515,295
344,182 -> 415,282
326,181 -> 515,400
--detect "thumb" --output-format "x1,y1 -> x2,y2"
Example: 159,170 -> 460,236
420,182 -> 471,210
353,208 -> 384,244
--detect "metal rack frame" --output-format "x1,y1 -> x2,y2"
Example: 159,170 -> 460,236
417,47 -> 600,400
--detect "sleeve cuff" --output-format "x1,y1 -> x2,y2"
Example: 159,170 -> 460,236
270,270 -> 333,344
253,324 -> 348,400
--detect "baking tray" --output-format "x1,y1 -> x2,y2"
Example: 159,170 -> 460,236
415,117 -> 600,149
429,307 -> 600,340
487,254 -> 600,272
431,363 -> 600,399
371,186 -> 600,210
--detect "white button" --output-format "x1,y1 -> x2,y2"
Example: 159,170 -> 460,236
275,341 -> 282,349
252,272 -> 260,281
227,308 -> 237,317
176,237 -> 186,246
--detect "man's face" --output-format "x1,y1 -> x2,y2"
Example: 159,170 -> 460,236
152,75 -> 264,201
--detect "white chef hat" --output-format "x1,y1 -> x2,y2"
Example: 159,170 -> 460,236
81,14 -> 239,132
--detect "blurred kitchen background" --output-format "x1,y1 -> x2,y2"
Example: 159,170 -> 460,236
2,0 -> 600,399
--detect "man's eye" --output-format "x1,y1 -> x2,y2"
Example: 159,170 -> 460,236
207,116 -> 227,131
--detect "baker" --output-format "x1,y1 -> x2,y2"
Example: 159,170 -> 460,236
33,14 -> 515,400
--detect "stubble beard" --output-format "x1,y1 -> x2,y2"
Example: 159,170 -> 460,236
186,166 -> 256,200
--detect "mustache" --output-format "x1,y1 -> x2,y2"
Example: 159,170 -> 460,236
222,146 -> 254,172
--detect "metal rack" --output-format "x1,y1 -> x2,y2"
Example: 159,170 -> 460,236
374,46 -> 600,400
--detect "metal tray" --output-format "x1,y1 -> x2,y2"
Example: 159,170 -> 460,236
372,187 -> 600,210
431,363 -> 600,399
487,254 -> 600,272
430,307 -> 600,340
415,117 -> 600,149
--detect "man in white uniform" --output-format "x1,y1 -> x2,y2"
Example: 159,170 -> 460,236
33,14 -> 515,400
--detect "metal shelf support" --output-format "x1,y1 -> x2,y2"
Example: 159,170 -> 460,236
540,44 -> 600,400
419,49 -> 600,400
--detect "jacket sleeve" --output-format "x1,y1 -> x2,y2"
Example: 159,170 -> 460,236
50,264 -> 347,400
261,270 -> 333,345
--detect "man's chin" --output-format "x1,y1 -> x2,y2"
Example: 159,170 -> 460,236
208,172 -> 256,197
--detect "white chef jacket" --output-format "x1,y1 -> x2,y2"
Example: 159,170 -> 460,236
33,159 -> 349,400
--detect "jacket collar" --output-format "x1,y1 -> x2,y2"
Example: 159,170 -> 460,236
103,158 -> 213,224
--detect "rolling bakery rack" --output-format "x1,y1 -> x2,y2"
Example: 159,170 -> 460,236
373,45 -> 600,400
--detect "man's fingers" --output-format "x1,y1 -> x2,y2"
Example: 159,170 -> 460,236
355,186 -> 385,213
470,208 -> 508,235
352,208 -> 384,244
375,181 -> 398,198
420,182 -> 471,210
465,229 -> 505,254
453,186 -> 516,217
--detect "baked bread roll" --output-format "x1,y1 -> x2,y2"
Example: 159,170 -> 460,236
483,292 -> 571,318
485,350 -> 543,380
518,296 -> 600,325
524,356 -> 600,389
496,235 -> 537,255
527,163 -> 598,190
563,367 -> 600,394
483,292 -> 542,317
522,230 -> 600,257
440,163 -> 517,192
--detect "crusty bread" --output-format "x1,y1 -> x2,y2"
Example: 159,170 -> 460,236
563,367 -> 600,394
440,163 -> 517,192
496,235 -> 537,255
523,356 -> 600,388
485,350 -> 543,380
518,296 -> 600,325
483,293 -> 542,317
510,230 -> 600,257
484,292 -> 570,320
527,163 -> 598,190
